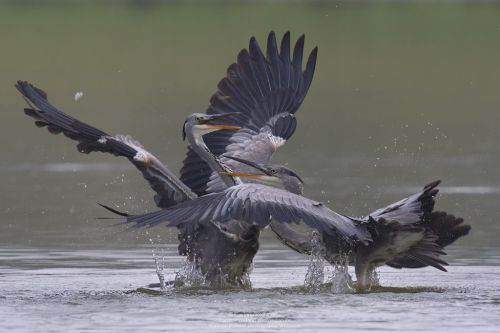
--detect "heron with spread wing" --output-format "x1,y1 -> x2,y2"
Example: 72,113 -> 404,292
220,156 -> 471,289
16,79 -> 369,286
15,81 -> 265,286
16,30 -> 470,290
16,32 -> 371,287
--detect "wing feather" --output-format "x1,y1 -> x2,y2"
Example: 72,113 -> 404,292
16,80 -> 196,208
180,31 -> 318,196
122,184 -> 371,244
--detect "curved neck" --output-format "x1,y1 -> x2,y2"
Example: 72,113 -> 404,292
185,125 -> 242,188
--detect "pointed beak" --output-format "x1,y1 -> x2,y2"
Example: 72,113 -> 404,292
203,124 -> 241,131
221,171 -> 266,179
205,112 -> 240,122
222,155 -> 271,175
203,112 -> 241,131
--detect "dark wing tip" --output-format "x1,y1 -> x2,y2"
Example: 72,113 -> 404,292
266,31 -> 278,59
307,46 -> 318,70
303,46 -> 318,89
249,35 -> 265,60
237,48 -> 251,64
297,33 -> 305,42
98,203 -> 131,217
249,35 -> 257,47
460,224 -> 472,236
267,30 -> 276,41
16,80 -> 49,100
15,80 -> 28,91
280,31 -> 291,60
425,180 -> 442,191
292,34 -> 306,66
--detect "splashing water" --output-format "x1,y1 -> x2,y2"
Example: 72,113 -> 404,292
148,236 -> 208,289
174,257 -> 207,287
149,238 -> 167,290
365,268 -> 380,291
304,231 -> 325,292
329,254 -> 355,294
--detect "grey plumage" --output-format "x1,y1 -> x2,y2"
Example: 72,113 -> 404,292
16,80 -> 262,286
180,31 -> 317,195
16,80 -> 196,209
16,29 -> 471,291
225,157 -> 470,289
121,183 -> 372,244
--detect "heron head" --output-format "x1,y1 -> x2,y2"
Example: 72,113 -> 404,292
182,112 -> 241,141
222,155 -> 304,195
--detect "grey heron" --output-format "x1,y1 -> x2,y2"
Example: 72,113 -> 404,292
16,79 -> 369,286
221,155 -> 471,289
16,30 -> 362,288
15,81 -> 262,286
179,31 -> 317,196
15,31 -> 324,287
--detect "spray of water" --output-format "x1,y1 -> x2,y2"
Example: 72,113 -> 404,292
149,238 -> 167,290
174,256 -> 207,287
329,253 -> 355,294
363,267 -> 380,291
303,231 -> 325,292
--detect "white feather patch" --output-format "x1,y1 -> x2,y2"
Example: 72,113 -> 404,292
268,134 -> 286,150
133,150 -> 151,164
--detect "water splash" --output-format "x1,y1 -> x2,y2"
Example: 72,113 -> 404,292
174,257 -> 207,287
303,231 -> 325,292
149,238 -> 167,290
365,268 -> 380,291
329,254 -> 355,294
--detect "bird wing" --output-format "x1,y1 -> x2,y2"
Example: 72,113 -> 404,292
366,180 -> 469,271
180,31 -> 318,195
366,180 -> 441,225
16,80 -> 196,208
119,183 -> 372,244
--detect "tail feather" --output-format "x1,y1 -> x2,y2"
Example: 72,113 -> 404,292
407,253 -> 448,272
372,181 -> 470,271
427,211 -> 471,247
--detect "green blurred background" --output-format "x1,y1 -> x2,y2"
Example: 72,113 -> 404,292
0,1 -> 499,259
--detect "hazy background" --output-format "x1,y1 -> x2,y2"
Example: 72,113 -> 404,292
1,1 -> 499,261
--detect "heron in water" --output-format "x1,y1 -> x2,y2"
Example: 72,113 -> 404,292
16,29 -> 470,290
16,31 -> 331,287
15,81 -> 368,286
220,155 -> 471,289
14,81 -> 264,286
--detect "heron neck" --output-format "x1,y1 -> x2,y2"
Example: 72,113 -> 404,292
185,127 -> 241,188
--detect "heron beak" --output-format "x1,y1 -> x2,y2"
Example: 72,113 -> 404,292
205,112 -> 240,122
222,155 -> 271,175
203,124 -> 241,131
221,172 -> 267,179
203,113 -> 241,131
222,172 -> 281,187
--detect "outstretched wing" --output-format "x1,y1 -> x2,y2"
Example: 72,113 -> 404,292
16,80 -> 196,208
180,31 -> 318,195
367,180 -> 441,225
119,183 -> 372,244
